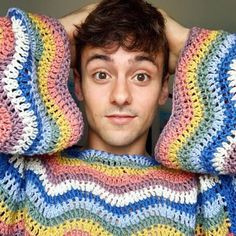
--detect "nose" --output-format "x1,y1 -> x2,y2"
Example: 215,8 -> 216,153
110,78 -> 132,106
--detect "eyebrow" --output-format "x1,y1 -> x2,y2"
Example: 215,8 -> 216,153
85,53 -> 156,67
133,55 -> 156,65
85,54 -> 113,66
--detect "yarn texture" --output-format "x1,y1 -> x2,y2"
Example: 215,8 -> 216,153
156,28 -> 236,175
0,148 -> 235,235
0,8 -> 83,156
0,8 -> 235,236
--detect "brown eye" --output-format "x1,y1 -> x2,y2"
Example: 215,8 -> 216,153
135,73 -> 150,82
95,72 -> 108,80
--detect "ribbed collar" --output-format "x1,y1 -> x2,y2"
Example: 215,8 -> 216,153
62,147 -> 159,168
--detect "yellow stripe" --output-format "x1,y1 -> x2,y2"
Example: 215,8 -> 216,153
132,224 -> 184,236
3,200 -> 230,235
25,217 -> 112,236
0,201 -> 185,236
57,156 -> 160,176
28,14 -> 71,153
195,218 -> 231,236
0,200 -> 111,235
168,31 -> 220,167
0,200 -> 23,224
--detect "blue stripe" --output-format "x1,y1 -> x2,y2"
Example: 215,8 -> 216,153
219,175 -> 236,234
200,33 -> 236,173
26,170 -> 196,216
0,154 -> 26,201
63,147 -> 158,167
198,181 -> 222,204
7,8 -> 43,155
26,191 -> 195,228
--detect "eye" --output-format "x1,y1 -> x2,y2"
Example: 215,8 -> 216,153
134,73 -> 150,82
93,71 -> 110,80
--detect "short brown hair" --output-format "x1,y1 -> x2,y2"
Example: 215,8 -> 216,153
75,0 -> 169,77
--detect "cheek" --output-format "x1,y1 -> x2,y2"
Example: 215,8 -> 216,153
133,86 -> 160,123
141,99 -> 158,121
134,85 -> 161,109
82,82 -> 109,115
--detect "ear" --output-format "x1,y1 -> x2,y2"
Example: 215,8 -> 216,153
158,74 -> 169,106
73,69 -> 84,101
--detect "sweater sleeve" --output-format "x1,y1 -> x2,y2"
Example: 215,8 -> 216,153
0,8 -> 83,156
195,174 -> 236,235
156,27 -> 236,175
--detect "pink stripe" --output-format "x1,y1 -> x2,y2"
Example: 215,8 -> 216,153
0,18 -> 24,152
37,15 -> 83,147
39,155 -> 196,192
0,107 -> 12,144
156,30 -> 212,168
0,220 -> 25,235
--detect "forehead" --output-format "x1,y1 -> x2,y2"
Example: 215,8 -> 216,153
81,45 -> 164,66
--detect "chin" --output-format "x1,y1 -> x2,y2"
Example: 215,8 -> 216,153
106,141 -> 133,148
101,132 -> 139,147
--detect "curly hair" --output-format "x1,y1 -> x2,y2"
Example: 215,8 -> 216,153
75,0 -> 169,77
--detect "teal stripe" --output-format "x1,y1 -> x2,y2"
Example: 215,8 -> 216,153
177,31 -> 229,172
26,201 -> 192,235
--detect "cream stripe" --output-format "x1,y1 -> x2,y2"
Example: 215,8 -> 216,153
26,159 -> 197,205
2,16 -> 38,154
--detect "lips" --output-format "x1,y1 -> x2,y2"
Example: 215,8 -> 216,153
105,114 -> 136,125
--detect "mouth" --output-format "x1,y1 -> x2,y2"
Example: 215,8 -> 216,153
105,114 -> 137,125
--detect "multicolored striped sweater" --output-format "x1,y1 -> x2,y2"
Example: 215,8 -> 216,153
0,8 -> 236,236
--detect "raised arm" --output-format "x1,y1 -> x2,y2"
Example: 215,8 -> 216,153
0,7 -> 96,155
156,10 -> 236,175
158,9 -> 190,74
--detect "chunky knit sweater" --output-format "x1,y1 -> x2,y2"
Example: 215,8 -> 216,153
0,8 -> 236,236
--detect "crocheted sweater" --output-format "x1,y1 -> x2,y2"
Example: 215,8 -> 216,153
0,8 -> 236,236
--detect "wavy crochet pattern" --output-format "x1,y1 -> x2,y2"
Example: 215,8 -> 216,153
0,7 -> 236,236
156,28 -> 236,175
0,8 -> 83,155
0,148 -> 232,236
0,148 -> 235,235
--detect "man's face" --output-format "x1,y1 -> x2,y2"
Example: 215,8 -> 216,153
75,46 -> 168,155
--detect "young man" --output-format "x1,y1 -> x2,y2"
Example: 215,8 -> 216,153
0,0 -> 235,235
73,0 -> 169,156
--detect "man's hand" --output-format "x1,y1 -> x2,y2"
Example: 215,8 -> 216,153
59,3 -> 97,68
159,9 -> 190,74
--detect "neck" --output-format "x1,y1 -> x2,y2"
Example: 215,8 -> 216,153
86,131 -> 149,156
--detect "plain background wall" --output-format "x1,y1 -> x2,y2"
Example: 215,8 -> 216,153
1,0 -> 235,31
1,0 -> 235,150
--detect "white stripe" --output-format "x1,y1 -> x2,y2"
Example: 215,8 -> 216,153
2,16 -> 38,154
213,130 -> 236,174
26,159 -> 198,206
212,57 -> 236,174
199,175 -> 220,192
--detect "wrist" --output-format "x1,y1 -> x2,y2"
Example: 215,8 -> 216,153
58,17 -> 76,68
166,18 -> 190,58
158,9 -> 190,73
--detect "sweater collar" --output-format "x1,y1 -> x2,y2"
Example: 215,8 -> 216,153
62,147 -> 159,168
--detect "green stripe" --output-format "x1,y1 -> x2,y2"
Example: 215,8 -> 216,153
196,207 -> 228,231
0,186 -> 25,211
26,202 -> 192,235
177,31 -> 229,172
